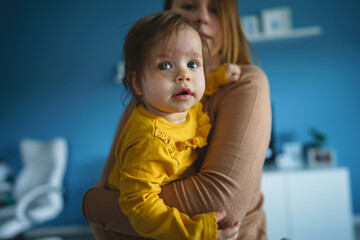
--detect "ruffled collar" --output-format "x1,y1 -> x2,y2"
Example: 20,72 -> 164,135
153,108 -> 211,154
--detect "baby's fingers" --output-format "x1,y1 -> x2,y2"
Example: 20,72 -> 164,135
218,221 -> 241,240
229,72 -> 240,82
216,210 -> 226,222
226,64 -> 241,82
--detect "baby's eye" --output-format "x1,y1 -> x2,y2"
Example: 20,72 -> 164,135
158,61 -> 172,70
187,61 -> 198,69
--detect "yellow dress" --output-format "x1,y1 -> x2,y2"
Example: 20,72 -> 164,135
108,65 -> 228,240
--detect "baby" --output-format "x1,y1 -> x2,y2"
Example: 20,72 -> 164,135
108,11 -> 240,240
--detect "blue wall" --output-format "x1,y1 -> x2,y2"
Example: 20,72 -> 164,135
0,0 -> 359,227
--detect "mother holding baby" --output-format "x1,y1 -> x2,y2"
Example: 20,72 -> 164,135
82,0 -> 272,239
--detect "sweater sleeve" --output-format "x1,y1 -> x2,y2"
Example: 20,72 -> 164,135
119,137 -> 217,240
204,64 -> 228,96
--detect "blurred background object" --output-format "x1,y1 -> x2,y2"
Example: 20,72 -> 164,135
0,138 -> 67,239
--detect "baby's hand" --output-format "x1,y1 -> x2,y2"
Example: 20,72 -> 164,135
216,210 -> 240,240
226,64 -> 241,82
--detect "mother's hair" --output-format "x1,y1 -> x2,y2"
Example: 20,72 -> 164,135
164,0 -> 252,65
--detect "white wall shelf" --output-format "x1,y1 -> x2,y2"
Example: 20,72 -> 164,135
247,26 -> 322,43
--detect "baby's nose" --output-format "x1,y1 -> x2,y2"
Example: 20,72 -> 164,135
175,69 -> 190,82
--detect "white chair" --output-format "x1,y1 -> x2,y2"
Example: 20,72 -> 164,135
0,138 -> 67,239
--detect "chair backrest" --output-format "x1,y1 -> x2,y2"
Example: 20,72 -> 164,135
14,138 -> 67,200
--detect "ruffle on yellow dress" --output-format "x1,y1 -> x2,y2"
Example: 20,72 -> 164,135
154,109 -> 211,154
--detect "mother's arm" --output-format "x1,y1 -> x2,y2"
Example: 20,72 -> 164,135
82,65 -> 271,237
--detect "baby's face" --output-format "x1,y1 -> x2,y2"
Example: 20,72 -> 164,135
138,27 -> 205,122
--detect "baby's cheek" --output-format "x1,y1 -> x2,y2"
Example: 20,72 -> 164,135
198,84 -> 206,99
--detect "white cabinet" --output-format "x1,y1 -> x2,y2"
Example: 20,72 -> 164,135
262,168 -> 355,240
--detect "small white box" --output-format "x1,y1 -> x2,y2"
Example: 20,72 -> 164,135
261,7 -> 292,35
241,14 -> 260,37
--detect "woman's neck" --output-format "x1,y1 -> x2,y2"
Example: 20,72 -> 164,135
210,53 -> 222,72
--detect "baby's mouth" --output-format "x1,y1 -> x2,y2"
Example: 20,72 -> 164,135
172,88 -> 193,100
173,88 -> 192,96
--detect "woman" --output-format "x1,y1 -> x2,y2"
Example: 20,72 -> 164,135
82,0 -> 271,239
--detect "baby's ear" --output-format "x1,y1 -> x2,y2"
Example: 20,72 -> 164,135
128,71 -> 142,96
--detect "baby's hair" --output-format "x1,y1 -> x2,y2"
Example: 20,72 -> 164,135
122,11 -> 209,102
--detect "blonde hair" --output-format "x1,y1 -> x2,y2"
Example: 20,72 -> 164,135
164,0 -> 253,65
123,11 -> 209,101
